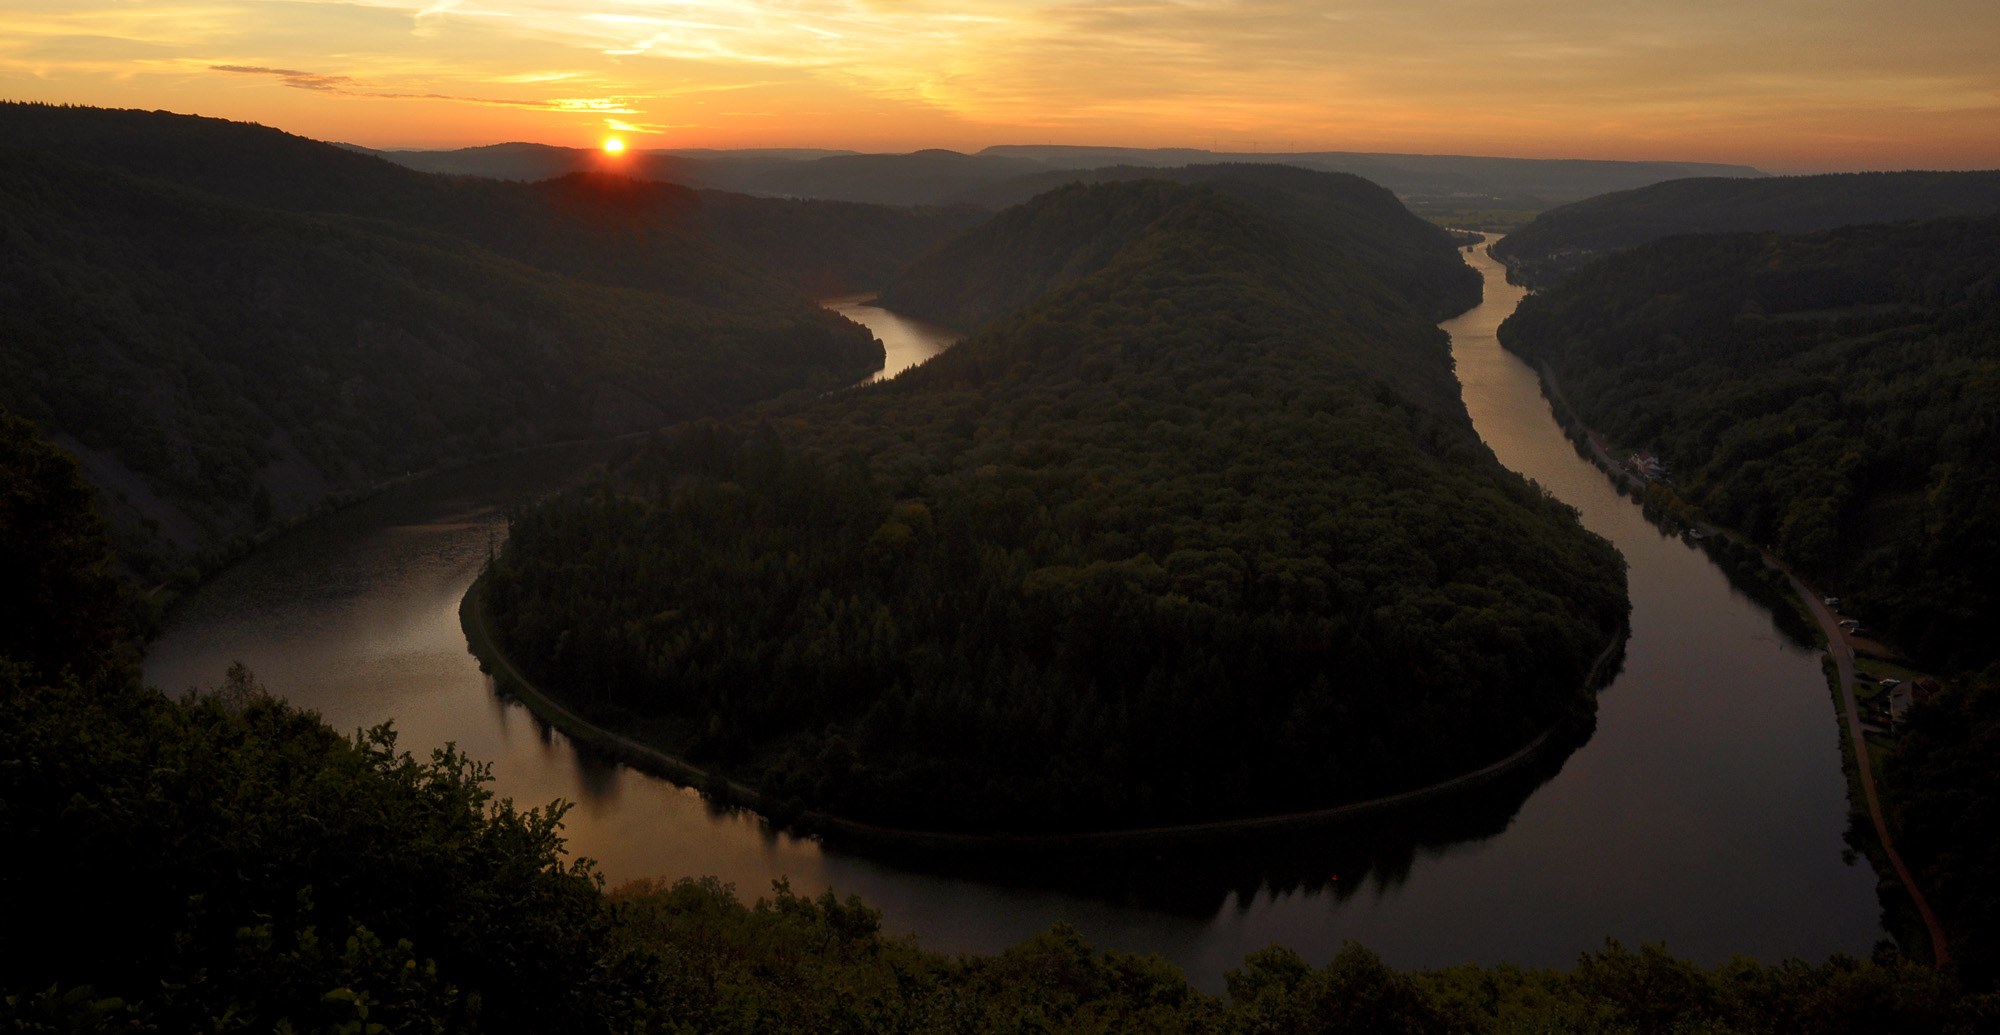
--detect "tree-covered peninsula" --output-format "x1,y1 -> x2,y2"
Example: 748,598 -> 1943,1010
877,163 -> 1482,329
482,176 -> 1629,835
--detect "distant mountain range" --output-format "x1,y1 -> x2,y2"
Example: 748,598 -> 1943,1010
1493,171 -> 2000,287
351,140 -> 1765,215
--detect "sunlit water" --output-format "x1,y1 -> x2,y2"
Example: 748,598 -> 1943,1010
147,251 -> 1881,991
825,294 -> 960,383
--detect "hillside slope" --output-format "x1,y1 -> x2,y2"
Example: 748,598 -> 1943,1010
879,164 -> 1480,329
1492,171 -> 2000,287
0,147 -> 880,588
1,102 -> 971,298
1499,216 -> 2000,667
483,181 -> 1626,834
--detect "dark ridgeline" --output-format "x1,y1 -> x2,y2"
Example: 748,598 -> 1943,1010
1500,214 -> 2000,988
878,164 -> 1484,328
1491,170 -> 2000,288
0,102 -> 979,301
482,174 -> 1629,835
368,137 -> 1763,215
0,103 -> 979,601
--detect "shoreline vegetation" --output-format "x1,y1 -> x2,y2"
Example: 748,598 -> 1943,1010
460,571 -> 1627,851
1492,218 -> 2000,979
1512,311 -> 1950,967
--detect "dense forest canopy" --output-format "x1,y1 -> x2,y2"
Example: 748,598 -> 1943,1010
1498,216 -> 2000,670
483,178 -> 1627,834
3,403 -> 1988,1034
0,145 -> 879,590
0,103 -> 992,593
1493,171 -> 2000,288
877,164 -> 1482,329
1890,665 -> 2000,991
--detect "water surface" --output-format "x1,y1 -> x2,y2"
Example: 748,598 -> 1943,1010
826,294 -> 960,383
148,249 -> 1881,989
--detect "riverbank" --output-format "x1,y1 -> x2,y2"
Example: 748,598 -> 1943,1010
1518,357 -> 1948,967
135,430 -> 644,647
460,572 -> 1625,853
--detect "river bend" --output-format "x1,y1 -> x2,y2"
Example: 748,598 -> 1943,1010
147,248 -> 1881,989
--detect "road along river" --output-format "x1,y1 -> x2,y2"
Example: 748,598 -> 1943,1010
147,247 -> 1882,990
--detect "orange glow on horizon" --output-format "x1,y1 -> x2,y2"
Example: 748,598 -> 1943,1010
1,1 -> 1995,172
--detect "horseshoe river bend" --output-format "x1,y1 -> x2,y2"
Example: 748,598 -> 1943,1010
145,243 -> 1882,991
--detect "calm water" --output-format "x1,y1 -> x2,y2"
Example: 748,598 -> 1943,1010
825,294 -> 960,383
147,246 -> 1881,990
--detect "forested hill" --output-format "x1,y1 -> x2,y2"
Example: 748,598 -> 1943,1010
878,164 -> 1481,329
1492,171 -> 2000,287
0,144 -> 880,596
0,102 -> 977,298
1499,216 -> 2000,669
483,180 -> 1628,834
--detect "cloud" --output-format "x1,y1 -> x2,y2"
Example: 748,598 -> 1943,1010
208,62 -> 637,111
209,65 -> 357,92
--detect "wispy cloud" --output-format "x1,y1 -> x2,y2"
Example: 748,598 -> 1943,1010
209,64 -> 355,92
208,61 -> 636,110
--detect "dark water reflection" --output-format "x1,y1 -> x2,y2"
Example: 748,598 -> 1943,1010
829,722 -> 1595,921
147,245 -> 1881,992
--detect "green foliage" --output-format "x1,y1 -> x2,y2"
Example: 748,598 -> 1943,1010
880,164 -> 1481,328
1493,171 -> 2000,288
605,881 -> 1994,1035
1887,667 -> 2000,990
1418,940 -> 1981,1035
1499,216 -> 2000,669
0,415 -> 644,1032
485,180 -> 1627,833
0,141 -> 879,583
1227,944 -> 1445,1035
0,406 -> 123,680
0,668 -> 644,1033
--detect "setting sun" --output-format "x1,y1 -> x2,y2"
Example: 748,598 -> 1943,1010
603,138 -> 624,154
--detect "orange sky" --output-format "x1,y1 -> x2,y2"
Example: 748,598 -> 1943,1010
3,1 -> 1996,170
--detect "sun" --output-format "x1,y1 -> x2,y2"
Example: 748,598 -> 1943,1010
603,138 -> 625,153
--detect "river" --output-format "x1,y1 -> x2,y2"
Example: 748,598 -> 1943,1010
145,248 -> 1882,990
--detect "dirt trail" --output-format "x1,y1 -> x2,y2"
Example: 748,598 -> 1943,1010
1788,570 -> 1950,966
